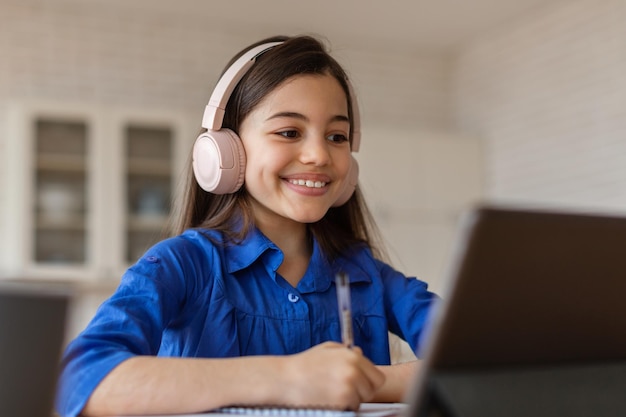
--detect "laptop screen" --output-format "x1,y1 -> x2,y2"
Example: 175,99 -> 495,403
406,206 -> 626,417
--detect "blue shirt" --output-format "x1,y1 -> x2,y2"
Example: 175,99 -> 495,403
56,226 -> 438,417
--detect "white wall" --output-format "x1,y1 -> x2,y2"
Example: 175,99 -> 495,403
359,126 -> 483,293
454,0 -> 626,214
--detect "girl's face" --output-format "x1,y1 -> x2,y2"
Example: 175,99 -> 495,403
239,73 -> 353,227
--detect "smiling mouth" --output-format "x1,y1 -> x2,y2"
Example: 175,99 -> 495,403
287,179 -> 327,188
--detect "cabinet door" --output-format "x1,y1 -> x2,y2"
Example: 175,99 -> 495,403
124,125 -> 173,263
2,104 -> 103,280
34,119 -> 89,264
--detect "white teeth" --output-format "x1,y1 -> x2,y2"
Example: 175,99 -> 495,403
289,179 -> 326,188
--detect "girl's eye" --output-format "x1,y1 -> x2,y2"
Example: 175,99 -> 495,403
327,133 -> 349,143
277,130 -> 299,139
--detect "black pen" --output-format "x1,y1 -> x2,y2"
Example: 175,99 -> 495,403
335,272 -> 354,348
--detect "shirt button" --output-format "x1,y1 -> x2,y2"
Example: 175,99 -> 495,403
145,256 -> 159,263
287,293 -> 299,303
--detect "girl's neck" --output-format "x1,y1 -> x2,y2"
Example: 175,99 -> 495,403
255,217 -> 312,288
257,218 -> 310,256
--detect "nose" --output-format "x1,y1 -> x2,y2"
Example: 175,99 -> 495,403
299,135 -> 331,166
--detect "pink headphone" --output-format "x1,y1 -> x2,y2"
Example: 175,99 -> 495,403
192,41 -> 361,207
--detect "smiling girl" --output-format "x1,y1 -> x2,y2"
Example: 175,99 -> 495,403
56,35 -> 438,417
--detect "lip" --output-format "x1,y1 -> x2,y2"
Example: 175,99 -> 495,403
281,173 -> 332,198
283,179 -> 329,197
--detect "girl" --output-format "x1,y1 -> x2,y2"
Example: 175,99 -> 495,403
56,35 -> 438,417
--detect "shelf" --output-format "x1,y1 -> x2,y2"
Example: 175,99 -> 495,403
126,157 -> 171,176
36,214 -> 86,231
37,154 -> 87,172
127,214 -> 169,231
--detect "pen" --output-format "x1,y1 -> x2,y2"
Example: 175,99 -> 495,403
335,271 -> 354,348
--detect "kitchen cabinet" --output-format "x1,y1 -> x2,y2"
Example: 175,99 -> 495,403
2,102 -> 193,283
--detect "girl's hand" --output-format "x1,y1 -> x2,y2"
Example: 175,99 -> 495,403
273,342 -> 386,411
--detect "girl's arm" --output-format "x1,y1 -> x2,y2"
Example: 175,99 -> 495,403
372,361 -> 419,403
81,342 -> 385,416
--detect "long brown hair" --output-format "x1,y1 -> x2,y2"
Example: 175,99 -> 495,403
170,35 -> 387,262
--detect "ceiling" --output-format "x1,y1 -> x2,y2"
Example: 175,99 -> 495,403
84,0 -> 563,51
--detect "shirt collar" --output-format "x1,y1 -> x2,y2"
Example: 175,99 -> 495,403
299,243 -> 373,293
224,225 -> 372,291
224,226 -> 281,274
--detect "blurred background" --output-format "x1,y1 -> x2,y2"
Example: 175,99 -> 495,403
1,0 -> 625,356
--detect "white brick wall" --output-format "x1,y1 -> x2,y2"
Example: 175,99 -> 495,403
338,47 -> 453,131
0,1 -> 452,127
0,1 -> 237,111
454,0 -> 626,213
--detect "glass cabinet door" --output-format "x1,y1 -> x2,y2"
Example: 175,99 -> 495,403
34,119 -> 88,264
124,125 -> 173,263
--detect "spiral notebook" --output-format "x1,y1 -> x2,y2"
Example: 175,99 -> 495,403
214,403 -> 405,417
115,403 -> 406,417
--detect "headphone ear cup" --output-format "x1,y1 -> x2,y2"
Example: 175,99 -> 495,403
192,128 -> 246,194
332,156 -> 359,207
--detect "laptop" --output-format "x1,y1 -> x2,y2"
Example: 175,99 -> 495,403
404,205 -> 626,417
0,280 -> 72,417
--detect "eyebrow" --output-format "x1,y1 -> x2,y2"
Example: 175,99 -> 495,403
265,111 -> 350,124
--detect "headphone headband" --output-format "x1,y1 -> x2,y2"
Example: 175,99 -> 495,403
202,42 -> 283,131
201,40 -> 361,152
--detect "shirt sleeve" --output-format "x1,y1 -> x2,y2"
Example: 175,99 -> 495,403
55,235 -> 204,417
377,259 -> 440,356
